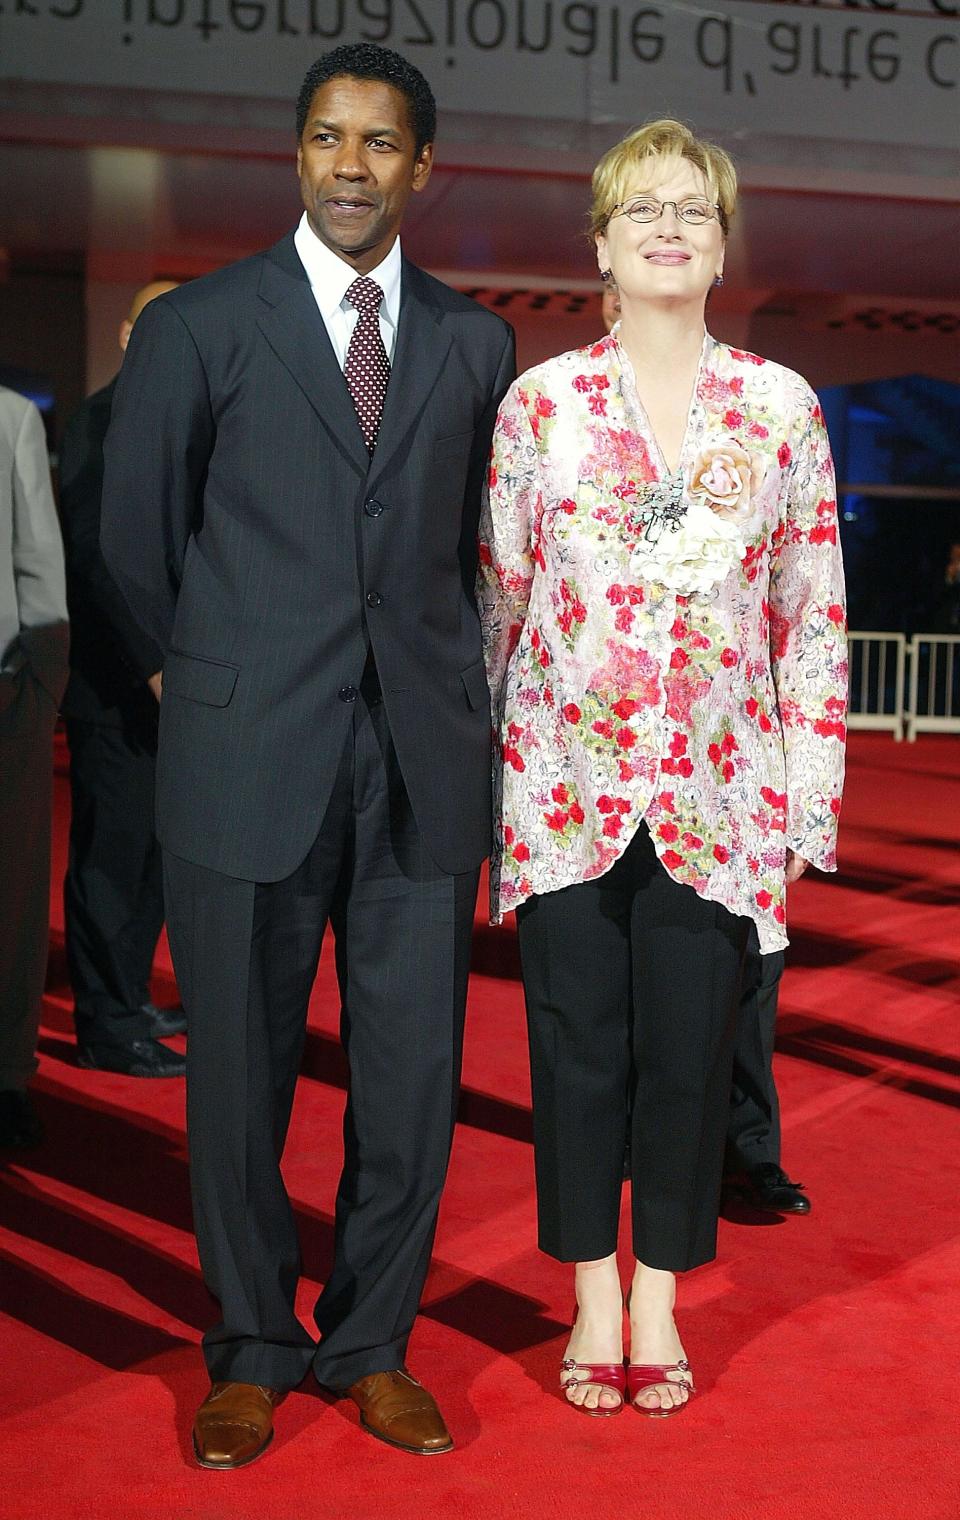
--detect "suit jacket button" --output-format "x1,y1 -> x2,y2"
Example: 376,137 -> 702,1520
366,591 -> 383,608
338,685 -> 358,703
364,499 -> 385,517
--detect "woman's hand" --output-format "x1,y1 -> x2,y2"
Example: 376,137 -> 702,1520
785,849 -> 810,884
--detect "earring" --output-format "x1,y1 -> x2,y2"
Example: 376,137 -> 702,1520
713,274 -> 724,287
600,268 -> 613,284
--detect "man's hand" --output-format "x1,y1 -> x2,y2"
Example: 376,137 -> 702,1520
785,849 -> 810,885
148,671 -> 163,702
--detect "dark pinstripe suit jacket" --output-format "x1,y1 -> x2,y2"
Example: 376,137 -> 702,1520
100,232 -> 515,881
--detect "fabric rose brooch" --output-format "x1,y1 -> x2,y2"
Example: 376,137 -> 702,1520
690,438 -> 766,523
628,436 -> 767,597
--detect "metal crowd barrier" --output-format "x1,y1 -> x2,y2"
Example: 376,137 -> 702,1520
906,635 -> 960,741
839,632 -> 960,741
847,631 -> 907,740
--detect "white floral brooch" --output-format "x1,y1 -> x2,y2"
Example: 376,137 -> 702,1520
628,437 -> 767,595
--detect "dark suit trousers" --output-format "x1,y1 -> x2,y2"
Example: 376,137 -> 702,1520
163,679 -> 479,1392
64,719 -> 164,1047
726,926 -> 785,1170
517,824 -> 750,1272
0,673 -> 58,1090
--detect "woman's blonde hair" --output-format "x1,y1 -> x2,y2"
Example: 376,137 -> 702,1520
590,119 -> 737,238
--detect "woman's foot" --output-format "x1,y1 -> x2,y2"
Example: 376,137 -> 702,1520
627,1262 -> 693,1414
560,1255 -> 625,1413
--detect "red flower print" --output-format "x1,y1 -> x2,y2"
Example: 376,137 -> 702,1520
544,809 -> 568,832
721,648 -> 738,668
569,801 -> 585,825
669,732 -> 688,758
724,409 -> 744,429
596,795 -> 615,814
659,791 -> 676,813
607,583 -> 626,605
682,833 -> 703,850
602,816 -> 622,838
563,703 -> 581,724
617,727 -> 637,750
513,841 -> 530,863
721,732 -> 738,755
670,616 -> 689,641
614,798 -> 631,815
502,744 -> 525,772
659,822 -> 680,844
745,697 -> 759,718
543,685 -> 554,706
661,850 -> 684,870
755,889 -> 773,909
760,787 -> 787,810
552,783 -> 570,804
572,375 -> 592,392
774,904 -> 786,924
669,648 -> 689,671
615,606 -> 634,633
713,844 -> 730,863
677,757 -> 694,778
809,522 -> 837,545
708,743 -> 722,764
612,698 -> 638,720
814,718 -> 846,740
592,720 -> 613,739
777,442 -> 792,469
535,395 -> 556,417
503,825 -> 515,846
560,498 -> 576,515
830,797 -> 841,816
588,394 -> 608,416
827,603 -> 845,625
722,760 -> 735,782
618,761 -> 635,782
758,713 -> 772,733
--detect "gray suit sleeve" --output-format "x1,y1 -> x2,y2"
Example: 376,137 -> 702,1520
11,399 -> 69,705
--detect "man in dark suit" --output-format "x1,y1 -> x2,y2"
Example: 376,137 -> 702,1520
101,44 -> 514,1465
60,281 -> 187,1078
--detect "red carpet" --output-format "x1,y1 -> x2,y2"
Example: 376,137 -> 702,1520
1,733 -> 958,1520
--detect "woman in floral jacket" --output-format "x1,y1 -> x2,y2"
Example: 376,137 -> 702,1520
478,120 -> 847,1419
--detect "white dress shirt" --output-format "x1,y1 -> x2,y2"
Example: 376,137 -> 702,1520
293,212 -> 402,370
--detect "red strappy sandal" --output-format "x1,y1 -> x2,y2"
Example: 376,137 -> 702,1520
560,1359 -> 627,1417
627,1360 -> 695,1417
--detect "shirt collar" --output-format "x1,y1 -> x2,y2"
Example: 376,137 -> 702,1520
293,212 -> 402,331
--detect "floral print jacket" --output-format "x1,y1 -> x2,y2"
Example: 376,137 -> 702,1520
477,332 -> 847,952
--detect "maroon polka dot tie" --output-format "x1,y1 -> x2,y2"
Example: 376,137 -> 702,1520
344,276 -> 391,454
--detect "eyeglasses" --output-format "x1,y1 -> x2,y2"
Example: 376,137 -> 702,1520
611,197 -> 720,226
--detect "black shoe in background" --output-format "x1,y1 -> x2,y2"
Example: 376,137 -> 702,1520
0,1090 -> 45,1149
742,1162 -> 811,1214
77,1037 -> 186,1078
141,1002 -> 187,1038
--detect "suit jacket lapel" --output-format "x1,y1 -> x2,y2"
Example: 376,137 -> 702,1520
367,259 -> 453,490
256,234 -> 368,477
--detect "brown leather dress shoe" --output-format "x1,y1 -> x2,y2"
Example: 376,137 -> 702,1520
192,1381 -> 285,1469
344,1369 -> 453,1454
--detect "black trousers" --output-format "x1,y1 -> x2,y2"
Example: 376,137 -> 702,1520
64,718 -> 164,1048
516,824 -> 750,1272
163,678 -> 479,1392
727,927 -> 785,1170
